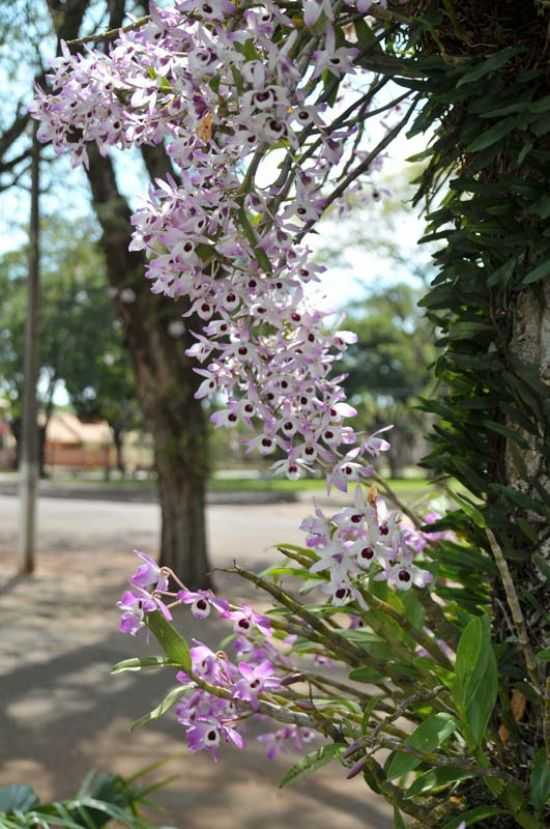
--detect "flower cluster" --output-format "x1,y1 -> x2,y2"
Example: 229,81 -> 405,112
300,486 -> 433,604
30,0 -> 403,491
117,550 -> 301,758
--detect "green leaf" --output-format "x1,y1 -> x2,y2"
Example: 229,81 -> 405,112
277,543 -> 318,561
400,591 -> 425,631
132,684 -> 193,731
349,666 -> 385,684
453,494 -> 486,529
407,766 -> 471,797
521,257 -> 550,286
530,748 -> 550,812
393,806 -> 407,829
386,714 -> 458,780
457,47 -> 522,86
354,18 -> 381,53
466,118 -> 518,153
536,648 -> 550,662
443,806 -> 507,828
0,785 -> 40,814
237,206 -> 272,273
146,611 -> 192,672
529,95 -> 550,113
453,615 -> 498,747
279,743 -> 345,788
241,38 -> 260,61
196,242 -> 216,261
530,195 -> 550,220
111,655 -> 176,674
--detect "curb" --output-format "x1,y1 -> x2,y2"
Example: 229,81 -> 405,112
0,484 -> 298,506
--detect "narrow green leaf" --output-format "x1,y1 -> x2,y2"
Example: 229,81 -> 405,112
536,648 -> 550,662
146,611 -> 192,672
466,118 -> 518,153
457,47 -> 521,86
279,743 -> 345,788
387,714 -> 458,780
0,786 -> 40,814
443,806 -> 506,828
132,684 -> 193,731
522,258 -> 550,286
393,806 -> 407,828
454,615 -> 498,747
407,766 -> 471,797
530,748 -> 550,812
277,543 -> 318,561
111,656 -> 175,674
354,18 -> 381,52
349,666 -> 385,684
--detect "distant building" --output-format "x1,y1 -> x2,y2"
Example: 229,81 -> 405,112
0,410 -> 154,475
0,418 -> 16,469
44,412 -> 113,469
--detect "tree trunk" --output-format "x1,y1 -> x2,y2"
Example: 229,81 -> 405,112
506,283 -> 550,649
111,425 -> 125,477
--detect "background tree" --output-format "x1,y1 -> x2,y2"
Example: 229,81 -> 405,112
0,0 -> 212,586
339,283 -> 435,476
318,170 -> 436,476
0,217 -> 139,476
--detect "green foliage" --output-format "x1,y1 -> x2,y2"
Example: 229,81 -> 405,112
132,684 -> 193,731
386,714 -> 458,780
0,770 -> 156,828
337,283 -> 435,475
145,611 -> 192,672
0,216 -> 139,439
453,616 -> 498,748
278,743 -> 346,788
530,750 -> 550,814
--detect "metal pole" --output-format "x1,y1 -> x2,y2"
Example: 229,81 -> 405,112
18,119 -> 41,574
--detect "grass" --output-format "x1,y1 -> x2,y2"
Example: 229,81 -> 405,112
38,472 -> 433,498
207,476 -> 430,495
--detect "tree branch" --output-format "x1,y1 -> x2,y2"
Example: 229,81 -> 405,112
486,528 -> 541,693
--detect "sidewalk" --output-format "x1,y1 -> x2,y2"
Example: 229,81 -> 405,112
0,474 -> 299,505
0,510 -> 391,829
0,474 -> 353,507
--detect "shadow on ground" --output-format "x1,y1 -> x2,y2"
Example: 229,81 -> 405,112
0,505 -> 391,829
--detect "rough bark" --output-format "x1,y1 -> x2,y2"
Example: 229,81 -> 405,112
506,283 -> 550,652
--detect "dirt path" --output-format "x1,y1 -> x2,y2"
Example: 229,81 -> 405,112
0,496 -> 391,828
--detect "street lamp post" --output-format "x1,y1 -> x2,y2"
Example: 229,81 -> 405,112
18,119 -> 41,574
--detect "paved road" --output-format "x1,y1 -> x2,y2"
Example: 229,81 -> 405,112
0,495 -> 392,829
0,494 -> 309,562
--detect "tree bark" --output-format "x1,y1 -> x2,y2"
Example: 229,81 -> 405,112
111,424 -> 125,476
506,283 -> 550,650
